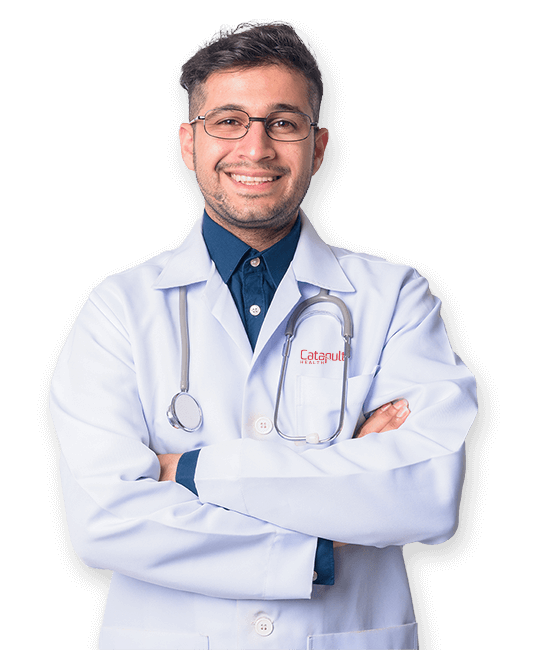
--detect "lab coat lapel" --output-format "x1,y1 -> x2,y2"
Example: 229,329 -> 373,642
204,269 -> 254,364
153,216 -> 253,365
153,213 -> 354,366
251,268 -> 301,361
252,213 -> 355,361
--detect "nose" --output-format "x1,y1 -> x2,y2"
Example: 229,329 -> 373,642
234,120 -> 276,162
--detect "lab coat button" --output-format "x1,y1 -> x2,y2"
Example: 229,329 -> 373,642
249,304 -> 261,316
254,616 -> 273,636
255,417 -> 273,434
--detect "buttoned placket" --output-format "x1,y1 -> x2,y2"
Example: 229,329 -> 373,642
242,254 -> 268,349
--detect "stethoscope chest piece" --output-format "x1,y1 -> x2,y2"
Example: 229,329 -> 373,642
167,391 -> 203,432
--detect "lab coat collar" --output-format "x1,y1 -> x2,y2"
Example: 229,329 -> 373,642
292,212 -> 355,294
250,212 -> 355,360
152,211 -> 354,294
153,216 -> 212,289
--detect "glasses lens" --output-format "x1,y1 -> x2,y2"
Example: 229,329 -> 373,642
204,109 -> 249,139
266,112 -> 312,141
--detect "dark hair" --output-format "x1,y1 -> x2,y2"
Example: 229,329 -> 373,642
180,22 -> 323,120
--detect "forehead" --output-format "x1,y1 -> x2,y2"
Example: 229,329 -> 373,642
199,65 -> 313,115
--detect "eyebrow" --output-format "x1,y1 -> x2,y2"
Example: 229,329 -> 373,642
209,102 -> 306,115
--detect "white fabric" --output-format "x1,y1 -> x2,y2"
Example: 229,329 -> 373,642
50,212 -> 477,649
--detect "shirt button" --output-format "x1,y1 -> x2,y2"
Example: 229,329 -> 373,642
313,571 -> 318,581
250,257 -> 261,267
255,417 -> 273,435
254,616 -> 274,636
249,304 -> 261,316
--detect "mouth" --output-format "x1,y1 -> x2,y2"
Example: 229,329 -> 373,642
227,172 -> 281,186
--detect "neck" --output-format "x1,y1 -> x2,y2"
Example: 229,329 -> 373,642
204,207 -> 299,252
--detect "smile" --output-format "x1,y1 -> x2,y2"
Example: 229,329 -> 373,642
228,173 -> 279,186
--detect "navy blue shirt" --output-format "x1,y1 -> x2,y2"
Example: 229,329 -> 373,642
202,211 -> 301,349
175,212 -> 334,585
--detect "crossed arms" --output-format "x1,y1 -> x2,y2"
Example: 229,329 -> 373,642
157,399 -> 411,483
157,399 -> 412,554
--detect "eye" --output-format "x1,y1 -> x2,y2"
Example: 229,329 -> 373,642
216,117 -> 243,127
268,118 -> 297,132
204,109 -> 249,137
265,112 -> 311,140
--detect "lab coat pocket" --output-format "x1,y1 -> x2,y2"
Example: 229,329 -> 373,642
307,622 -> 417,649
296,373 -> 375,443
99,626 -> 209,649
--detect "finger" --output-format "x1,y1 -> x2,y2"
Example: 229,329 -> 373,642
355,402 -> 394,438
392,398 -> 410,418
381,399 -> 410,432
355,399 -> 410,437
354,402 -> 395,437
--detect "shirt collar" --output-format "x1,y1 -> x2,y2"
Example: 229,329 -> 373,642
152,210 -> 354,293
202,211 -> 301,288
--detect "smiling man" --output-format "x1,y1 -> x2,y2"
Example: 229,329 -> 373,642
180,61 -> 328,249
50,22 -> 477,650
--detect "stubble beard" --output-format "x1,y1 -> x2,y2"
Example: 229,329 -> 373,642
193,154 -> 314,234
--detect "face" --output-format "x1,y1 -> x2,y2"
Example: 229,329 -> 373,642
179,65 -> 328,239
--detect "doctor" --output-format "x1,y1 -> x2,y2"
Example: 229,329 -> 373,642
50,22 -> 477,650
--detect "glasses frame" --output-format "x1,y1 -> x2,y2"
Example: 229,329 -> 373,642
189,108 -> 319,142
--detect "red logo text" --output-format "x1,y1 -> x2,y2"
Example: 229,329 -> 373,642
300,350 -> 345,364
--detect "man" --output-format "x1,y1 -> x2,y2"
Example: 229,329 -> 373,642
50,22 -> 477,650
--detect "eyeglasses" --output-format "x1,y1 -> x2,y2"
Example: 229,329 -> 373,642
189,108 -> 318,142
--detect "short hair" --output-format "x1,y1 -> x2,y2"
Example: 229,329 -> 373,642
180,22 -> 323,121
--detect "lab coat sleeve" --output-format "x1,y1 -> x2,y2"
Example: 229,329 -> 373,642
50,291 -> 318,600
193,270 -> 478,547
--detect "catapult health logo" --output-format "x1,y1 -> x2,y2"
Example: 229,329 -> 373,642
300,349 -> 345,364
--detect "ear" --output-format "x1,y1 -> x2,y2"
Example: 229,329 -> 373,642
312,127 -> 329,176
179,123 -> 195,171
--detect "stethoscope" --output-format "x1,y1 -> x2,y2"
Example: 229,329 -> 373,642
167,286 -> 353,444
166,286 -> 203,433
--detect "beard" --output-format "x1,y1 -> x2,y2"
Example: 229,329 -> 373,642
193,154 -> 314,234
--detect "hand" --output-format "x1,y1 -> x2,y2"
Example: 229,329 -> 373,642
157,453 -> 182,482
354,399 -> 410,439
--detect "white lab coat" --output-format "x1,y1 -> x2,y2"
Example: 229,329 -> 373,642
50,212 -> 477,650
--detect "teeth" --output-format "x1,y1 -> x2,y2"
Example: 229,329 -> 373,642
230,173 -> 276,185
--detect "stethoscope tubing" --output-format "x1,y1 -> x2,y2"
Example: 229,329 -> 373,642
167,286 -> 203,432
168,286 -> 353,443
273,289 -> 352,444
